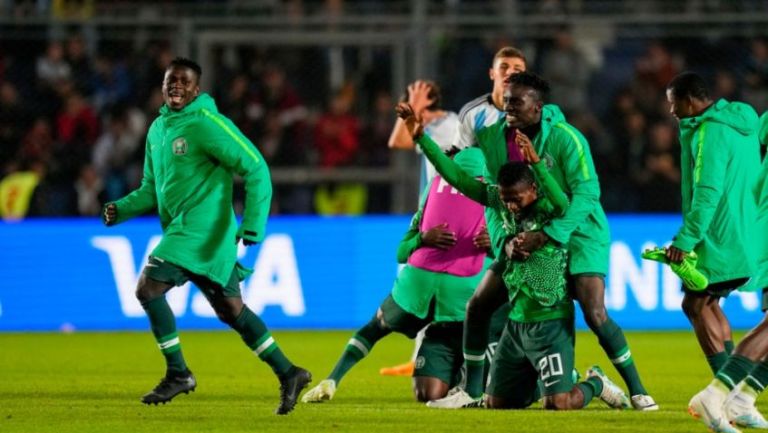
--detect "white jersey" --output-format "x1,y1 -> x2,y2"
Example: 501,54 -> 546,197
451,93 -> 504,150
418,111 -> 460,190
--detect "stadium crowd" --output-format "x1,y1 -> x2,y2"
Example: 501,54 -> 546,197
1,23 -> 767,218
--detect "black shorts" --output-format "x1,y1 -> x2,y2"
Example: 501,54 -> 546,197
682,278 -> 749,298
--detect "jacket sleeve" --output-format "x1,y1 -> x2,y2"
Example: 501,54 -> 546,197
396,210 -> 423,263
396,180 -> 431,263
531,160 -> 569,217
416,134 -> 489,206
542,125 -> 600,244
110,139 -> 157,224
200,111 -> 272,243
672,123 -> 728,252
484,203 -> 505,260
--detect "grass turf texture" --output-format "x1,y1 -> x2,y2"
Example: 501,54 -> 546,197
0,330 -> 761,433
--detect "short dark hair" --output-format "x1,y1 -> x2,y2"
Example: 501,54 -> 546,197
168,57 -> 202,79
506,71 -> 550,102
667,72 -> 710,101
498,161 -> 535,188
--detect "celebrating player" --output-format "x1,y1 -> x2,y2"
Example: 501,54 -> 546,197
397,102 -> 629,410
102,57 -> 311,415
301,144 -> 493,403
381,79 -> 463,377
429,71 -> 656,410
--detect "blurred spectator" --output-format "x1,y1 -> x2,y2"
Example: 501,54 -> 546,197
0,81 -> 31,170
744,38 -> 768,112
92,54 -> 133,111
250,64 -> 309,165
313,86 -> 360,168
360,89 -> 392,167
632,42 -> 681,114
632,121 -> 681,212
17,117 -> 54,166
36,40 -> 71,91
540,27 -> 591,115
313,85 -> 366,215
713,69 -> 739,101
65,33 -> 94,96
219,73 -> 255,137
92,104 -> 146,201
54,91 -> 99,179
73,163 -> 104,216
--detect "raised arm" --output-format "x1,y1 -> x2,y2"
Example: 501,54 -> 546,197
395,103 -> 490,206
388,81 -> 436,150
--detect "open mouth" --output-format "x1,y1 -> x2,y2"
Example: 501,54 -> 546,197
169,90 -> 184,104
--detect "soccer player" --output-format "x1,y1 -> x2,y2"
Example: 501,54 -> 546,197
664,72 -> 761,374
381,79 -> 463,377
397,101 -> 629,410
301,146 -> 493,403
432,71 -> 657,410
689,162 -> 768,433
102,57 -> 311,415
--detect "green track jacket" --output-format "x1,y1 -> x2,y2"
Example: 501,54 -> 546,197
474,104 -> 609,248
110,93 -> 272,286
672,99 -> 761,284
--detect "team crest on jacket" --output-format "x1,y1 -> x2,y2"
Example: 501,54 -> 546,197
172,137 -> 188,155
542,153 -> 554,170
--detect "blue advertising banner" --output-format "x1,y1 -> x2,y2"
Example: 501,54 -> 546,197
0,216 -> 763,331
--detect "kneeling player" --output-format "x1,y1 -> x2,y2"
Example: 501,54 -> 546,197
302,147 -> 495,403
399,102 -> 630,410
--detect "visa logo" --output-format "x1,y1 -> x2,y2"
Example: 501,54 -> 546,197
91,234 -> 306,318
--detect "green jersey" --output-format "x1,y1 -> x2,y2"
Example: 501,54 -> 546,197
416,134 -> 573,323
673,99 -> 761,285
110,93 -> 272,286
474,105 -> 610,248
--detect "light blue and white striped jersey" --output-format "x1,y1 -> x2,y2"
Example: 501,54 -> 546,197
451,93 -> 504,150
417,111 -> 460,191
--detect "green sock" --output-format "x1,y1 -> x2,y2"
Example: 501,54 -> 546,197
142,297 -> 187,374
576,376 -> 603,408
328,317 -> 391,384
233,307 -> 294,377
706,352 -> 729,375
724,340 -> 735,355
463,313 -> 491,398
464,355 -> 485,399
745,359 -> 768,394
716,355 -> 757,390
595,319 -> 646,396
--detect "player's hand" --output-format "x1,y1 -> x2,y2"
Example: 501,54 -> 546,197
472,226 -> 491,250
103,203 -> 118,226
513,231 -> 549,254
395,102 -> 424,139
504,237 -> 529,260
666,245 -> 687,263
421,223 -> 457,250
407,80 -> 435,114
516,132 -> 540,163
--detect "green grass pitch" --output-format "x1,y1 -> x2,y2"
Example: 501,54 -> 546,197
0,330 -> 761,433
